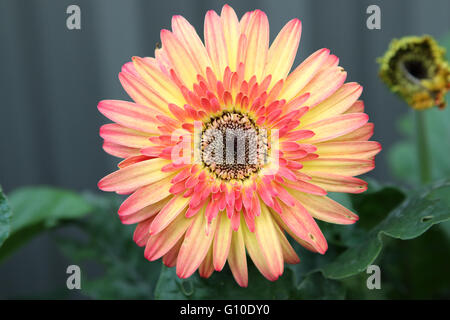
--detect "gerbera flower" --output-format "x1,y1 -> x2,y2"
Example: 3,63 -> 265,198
98,5 -> 381,287
378,35 -> 450,110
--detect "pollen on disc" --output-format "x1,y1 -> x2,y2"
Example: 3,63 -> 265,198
200,112 -> 268,181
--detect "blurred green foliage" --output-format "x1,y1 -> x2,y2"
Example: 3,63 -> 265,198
56,193 -> 161,299
0,186 -> 92,262
388,105 -> 450,186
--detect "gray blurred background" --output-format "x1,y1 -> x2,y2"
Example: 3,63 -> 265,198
1,0 -> 449,298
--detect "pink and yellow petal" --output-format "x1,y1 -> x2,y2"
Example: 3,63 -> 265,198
118,155 -> 153,169
273,219 -> 300,264
213,211 -> 233,271
120,198 -> 169,225
119,71 -> 172,115
162,237 -> 184,268
243,10 -> 269,81
199,244 -> 215,278
99,123 -> 153,149
307,171 -> 368,194
330,122 -> 374,142
220,4 -> 240,71
205,10 -> 229,77
293,192 -> 359,224
279,48 -> 330,102
242,221 -> 279,281
133,218 -> 154,247
98,100 -> 162,134
301,82 -> 362,125
118,175 -> 174,216
302,113 -> 369,143
149,194 -> 190,235
264,18 -> 302,85
296,66 -> 347,108
132,56 -> 186,106
253,204 -> 284,277
315,141 -> 382,160
176,209 -> 217,278
227,226 -> 248,287
98,158 -> 171,192
102,141 -> 140,159
272,200 -> 328,254
301,158 -> 375,176
145,213 -> 191,261
171,15 -> 212,77
160,29 -> 200,89
345,100 -> 365,114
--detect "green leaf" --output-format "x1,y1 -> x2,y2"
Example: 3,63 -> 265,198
377,226 -> 450,299
0,186 -> 93,261
155,264 -> 296,300
350,185 -> 405,231
57,192 -> 161,299
320,179 -> 450,279
0,186 -> 12,247
294,272 -> 345,299
154,263 -> 345,300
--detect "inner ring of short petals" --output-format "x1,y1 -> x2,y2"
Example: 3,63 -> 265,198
200,111 -> 268,181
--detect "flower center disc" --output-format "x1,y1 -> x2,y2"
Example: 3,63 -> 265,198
201,112 -> 268,181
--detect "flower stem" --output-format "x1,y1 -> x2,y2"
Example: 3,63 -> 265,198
415,110 -> 431,184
